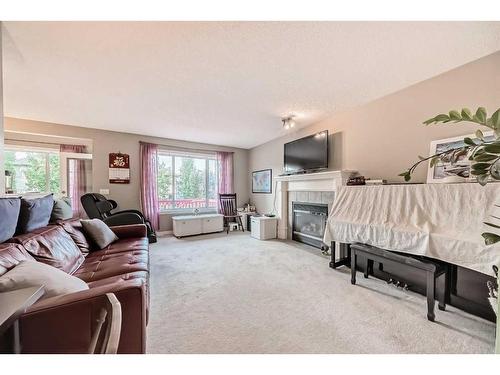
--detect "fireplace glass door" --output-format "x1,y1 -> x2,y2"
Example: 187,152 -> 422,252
292,202 -> 328,248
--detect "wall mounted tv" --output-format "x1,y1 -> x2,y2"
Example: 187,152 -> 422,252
284,130 -> 328,174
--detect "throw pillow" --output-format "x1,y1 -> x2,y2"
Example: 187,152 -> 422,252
80,219 -> 118,249
50,197 -> 73,222
17,194 -> 54,234
0,197 -> 21,242
0,260 -> 89,299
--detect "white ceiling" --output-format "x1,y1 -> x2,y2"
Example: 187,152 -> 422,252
2,22 -> 500,149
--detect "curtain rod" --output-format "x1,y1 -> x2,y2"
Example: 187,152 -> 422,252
139,140 -> 233,155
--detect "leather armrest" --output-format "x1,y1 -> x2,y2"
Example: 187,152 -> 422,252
103,213 -> 143,227
19,279 -> 147,353
109,224 -> 147,239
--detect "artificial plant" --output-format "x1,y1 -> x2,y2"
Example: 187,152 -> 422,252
399,107 -> 500,245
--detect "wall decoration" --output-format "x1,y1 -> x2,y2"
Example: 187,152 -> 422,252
252,169 -> 272,193
109,153 -> 130,184
427,131 -> 494,183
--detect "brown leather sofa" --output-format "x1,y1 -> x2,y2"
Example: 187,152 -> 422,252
0,219 -> 150,354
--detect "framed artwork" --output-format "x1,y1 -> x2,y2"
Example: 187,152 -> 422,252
427,131 -> 494,183
252,169 -> 272,193
109,153 -> 130,184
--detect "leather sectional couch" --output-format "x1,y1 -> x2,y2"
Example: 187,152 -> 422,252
0,219 -> 150,354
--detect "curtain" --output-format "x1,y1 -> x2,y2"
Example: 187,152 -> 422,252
217,151 -> 234,196
140,142 -> 159,230
60,144 -> 87,218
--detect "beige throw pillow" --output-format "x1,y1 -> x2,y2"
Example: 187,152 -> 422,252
0,260 -> 89,299
81,219 -> 119,250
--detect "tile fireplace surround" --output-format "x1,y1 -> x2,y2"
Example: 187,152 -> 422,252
273,170 -> 355,240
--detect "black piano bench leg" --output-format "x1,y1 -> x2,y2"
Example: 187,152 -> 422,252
350,253 -> 357,285
426,271 -> 436,322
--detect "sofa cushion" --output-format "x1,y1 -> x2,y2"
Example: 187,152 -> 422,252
74,250 -> 149,283
57,219 -> 94,255
0,260 -> 88,299
0,197 -> 21,242
81,219 -> 118,249
17,194 -> 54,234
10,225 -> 85,275
50,197 -> 73,222
0,242 -> 35,277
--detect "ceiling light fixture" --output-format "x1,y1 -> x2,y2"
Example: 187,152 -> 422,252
282,116 -> 295,130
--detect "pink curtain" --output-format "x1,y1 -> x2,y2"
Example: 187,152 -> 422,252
60,144 -> 87,218
140,142 -> 159,230
217,151 -> 234,195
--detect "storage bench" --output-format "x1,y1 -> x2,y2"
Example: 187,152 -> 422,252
172,214 -> 224,237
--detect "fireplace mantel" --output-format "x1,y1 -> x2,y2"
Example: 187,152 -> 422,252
273,170 -> 356,239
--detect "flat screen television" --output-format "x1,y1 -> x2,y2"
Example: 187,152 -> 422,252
284,130 -> 328,174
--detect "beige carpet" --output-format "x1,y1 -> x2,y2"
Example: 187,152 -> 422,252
146,232 -> 495,353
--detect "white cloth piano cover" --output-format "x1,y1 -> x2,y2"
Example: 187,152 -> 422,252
323,183 -> 500,276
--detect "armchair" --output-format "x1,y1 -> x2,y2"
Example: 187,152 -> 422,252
80,193 -> 157,243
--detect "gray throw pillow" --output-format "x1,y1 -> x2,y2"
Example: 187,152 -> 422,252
17,194 -> 54,234
51,197 -> 73,222
0,197 -> 21,242
80,219 -> 119,249
0,260 -> 88,299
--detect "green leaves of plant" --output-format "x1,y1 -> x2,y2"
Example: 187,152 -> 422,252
423,107 -> 500,130
484,143 -> 500,154
474,153 -> 497,162
473,107 -> 487,124
461,108 -> 473,120
398,171 -> 411,182
449,110 -> 461,121
482,232 -> 500,245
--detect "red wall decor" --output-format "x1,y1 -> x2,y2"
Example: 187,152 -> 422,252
109,153 -> 130,184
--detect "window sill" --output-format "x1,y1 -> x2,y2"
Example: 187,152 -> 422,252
160,208 -> 218,215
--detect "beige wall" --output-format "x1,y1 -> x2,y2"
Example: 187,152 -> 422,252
4,117 -> 249,231
249,51 -> 500,214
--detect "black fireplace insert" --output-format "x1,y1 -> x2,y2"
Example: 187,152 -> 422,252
292,201 -> 328,249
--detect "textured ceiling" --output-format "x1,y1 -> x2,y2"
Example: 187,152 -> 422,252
2,21 -> 500,149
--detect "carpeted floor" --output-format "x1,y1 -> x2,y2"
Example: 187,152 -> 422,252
146,232 -> 495,354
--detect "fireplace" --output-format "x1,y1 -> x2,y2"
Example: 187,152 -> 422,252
292,201 -> 329,249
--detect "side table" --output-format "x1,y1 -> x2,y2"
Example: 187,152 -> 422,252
0,286 -> 45,353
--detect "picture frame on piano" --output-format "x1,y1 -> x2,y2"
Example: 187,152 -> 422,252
427,131 -> 494,184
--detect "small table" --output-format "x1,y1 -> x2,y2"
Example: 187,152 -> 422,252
0,286 -> 45,353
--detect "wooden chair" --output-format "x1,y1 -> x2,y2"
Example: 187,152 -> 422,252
88,293 -> 122,354
219,193 -> 244,234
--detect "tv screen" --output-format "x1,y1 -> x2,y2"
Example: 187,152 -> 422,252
284,130 -> 328,174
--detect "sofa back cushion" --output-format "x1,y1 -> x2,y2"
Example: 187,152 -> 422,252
10,225 -> 84,274
50,197 -> 73,222
57,219 -> 94,255
17,194 -> 54,234
0,242 -> 35,276
0,197 -> 21,243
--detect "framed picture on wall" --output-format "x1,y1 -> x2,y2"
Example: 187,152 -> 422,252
427,131 -> 494,183
252,169 -> 272,193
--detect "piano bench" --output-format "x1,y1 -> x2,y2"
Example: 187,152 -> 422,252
350,243 -> 447,322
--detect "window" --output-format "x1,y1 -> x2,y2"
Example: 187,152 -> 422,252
5,147 -> 60,194
157,151 -> 218,211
